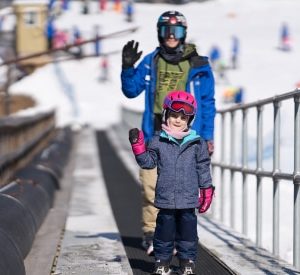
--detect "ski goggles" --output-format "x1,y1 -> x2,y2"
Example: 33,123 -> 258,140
159,25 -> 186,40
169,101 -> 195,115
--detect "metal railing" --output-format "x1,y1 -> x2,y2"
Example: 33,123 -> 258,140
0,110 -> 55,187
211,89 -> 300,269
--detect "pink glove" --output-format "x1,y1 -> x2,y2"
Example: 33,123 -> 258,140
206,140 -> 214,156
198,186 -> 215,213
129,128 -> 146,156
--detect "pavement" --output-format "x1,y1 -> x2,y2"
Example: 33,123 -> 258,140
25,126 -> 300,275
52,127 -> 132,275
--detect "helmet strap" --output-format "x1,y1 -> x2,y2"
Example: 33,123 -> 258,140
162,109 -> 168,124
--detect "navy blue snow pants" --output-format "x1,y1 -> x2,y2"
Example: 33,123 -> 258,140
153,208 -> 198,262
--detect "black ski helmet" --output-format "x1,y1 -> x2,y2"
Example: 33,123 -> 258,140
157,11 -> 187,44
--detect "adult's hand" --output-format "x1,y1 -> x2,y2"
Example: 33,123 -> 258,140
122,40 -> 143,69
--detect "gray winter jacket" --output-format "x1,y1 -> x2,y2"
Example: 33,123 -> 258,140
135,130 -> 212,209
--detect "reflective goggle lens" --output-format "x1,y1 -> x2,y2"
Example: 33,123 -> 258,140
170,101 -> 194,115
159,26 -> 186,39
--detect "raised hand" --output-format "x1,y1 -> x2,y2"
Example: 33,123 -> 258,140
128,128 -> 146,155
129,128 -> 140,144
122,40 -> 143,69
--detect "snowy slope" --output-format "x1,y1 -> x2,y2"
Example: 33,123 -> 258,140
9,0 -> 300,126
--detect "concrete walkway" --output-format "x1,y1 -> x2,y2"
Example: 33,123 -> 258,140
53,127 -> 132,275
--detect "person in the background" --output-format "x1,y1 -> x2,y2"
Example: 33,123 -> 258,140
99,55 -> 109,82
113,0 -> 122,13
208,45 -> 221,70
82,0 -> 90,14
48,0 -> 56,11
121,10 -> 215,256
62,0 -> 69,11
53,29 -> 68,49
94,25 -> 101,56
279,22 -> 291,51
125,0 -> 134,23
72,26 -> 83,58
128,91 -> 215,275
46,17 -> 56,50
230,35 -> 239,69
99,0 -> 107,12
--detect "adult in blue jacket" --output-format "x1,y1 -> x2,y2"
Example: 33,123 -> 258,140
121,10 -> 215,256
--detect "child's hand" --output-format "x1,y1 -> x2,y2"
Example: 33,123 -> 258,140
129,128 -> 140,144
198,186 -> 215,213
206,140 -> 214,155
128,128 -> 146,155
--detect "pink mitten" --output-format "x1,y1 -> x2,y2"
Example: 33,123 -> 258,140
129,128 -> 146,156
198,186 -> 215,213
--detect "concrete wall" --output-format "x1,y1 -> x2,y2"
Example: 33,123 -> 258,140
0,127 -> 73,275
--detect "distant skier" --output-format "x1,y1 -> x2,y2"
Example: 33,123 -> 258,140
230,35 -> 239,69
82,0 -> 90,14
99,55 -> 109,82
46,17 -> 56,50
113,0 -> 122,12
99,0 -> 107,12
279,22 -> 291,51
125,0 -> 134,23
53,29 -> 68,49
72,26 -> 83,58
62,0 -> 69,11
209,45 -> 221,70
234,87 -> 244,103
216,59 -> 228,83
94,25 -> 101,56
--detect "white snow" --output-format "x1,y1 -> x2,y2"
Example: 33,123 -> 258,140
5,0 -> 300,266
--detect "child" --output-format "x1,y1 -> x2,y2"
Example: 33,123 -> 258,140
128,90 -> 215,275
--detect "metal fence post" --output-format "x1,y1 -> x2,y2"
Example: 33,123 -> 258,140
293,94 -> 300,269
221,113 -> 226,222
273,100 -> 281,256
242,109 -> 248,235
230,111 -> 236,228
256,105 -> 263,247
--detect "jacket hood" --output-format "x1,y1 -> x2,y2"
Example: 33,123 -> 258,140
182,43 -> 198,60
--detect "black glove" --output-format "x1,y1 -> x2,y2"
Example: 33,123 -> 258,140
129,128 -> 140,144
122,40 -> 143,69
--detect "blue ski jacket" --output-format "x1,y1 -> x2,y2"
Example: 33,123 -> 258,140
135,130 -> 212,209
121,47 -> 216,142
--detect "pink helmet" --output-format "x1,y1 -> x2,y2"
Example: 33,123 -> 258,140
162,90 -> 197,124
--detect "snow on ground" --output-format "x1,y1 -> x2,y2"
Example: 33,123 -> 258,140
7,0 -> 300,265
